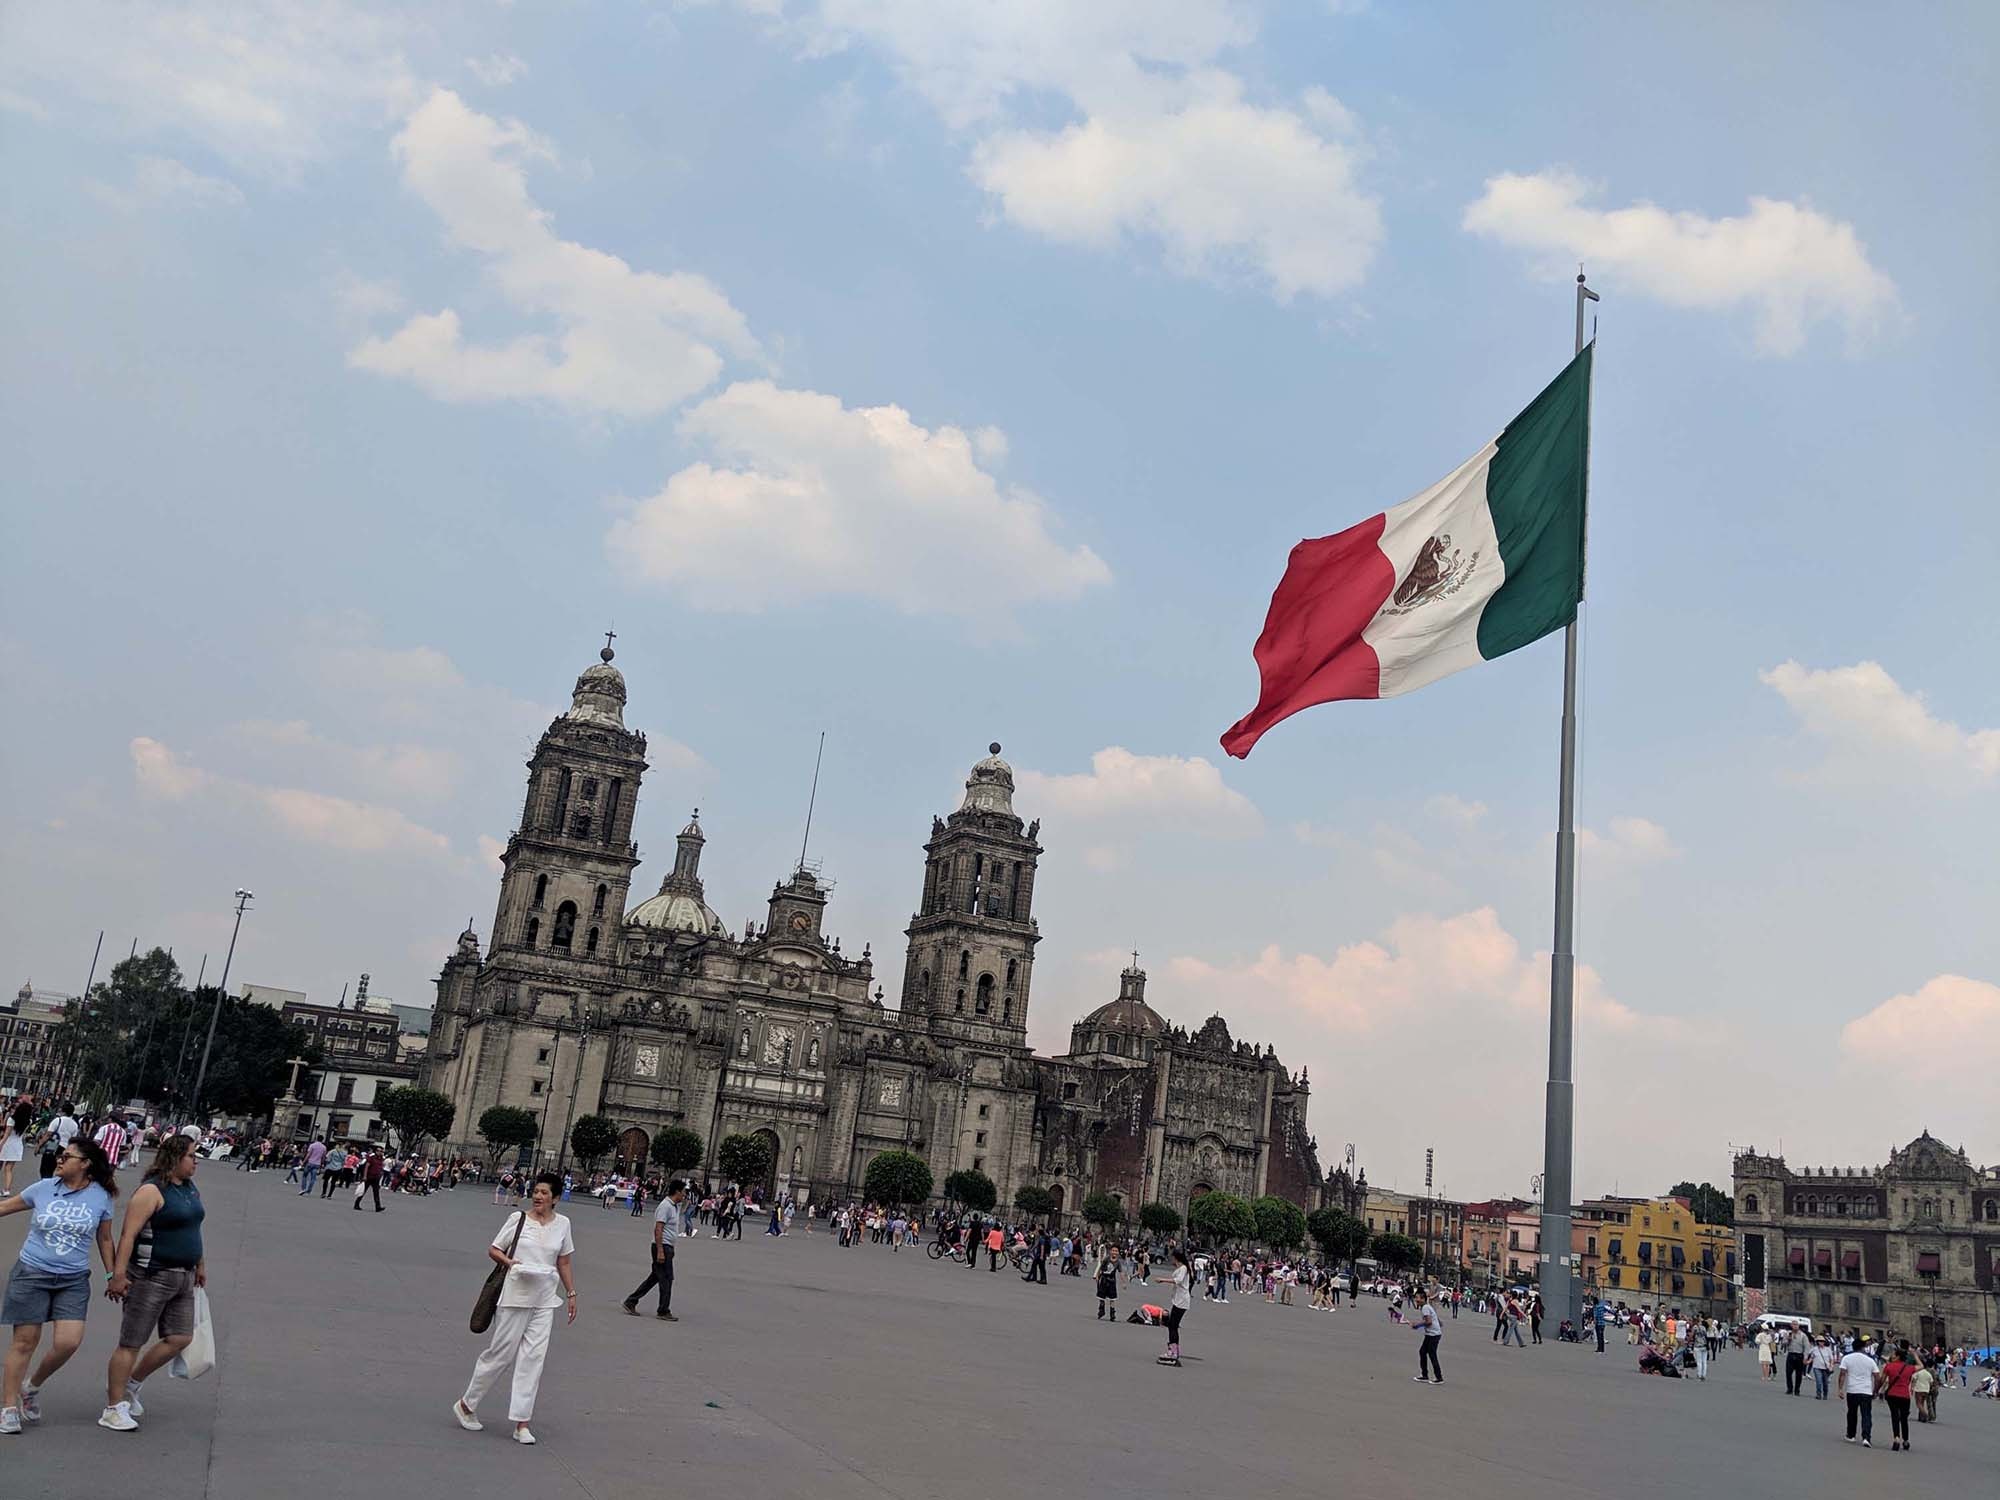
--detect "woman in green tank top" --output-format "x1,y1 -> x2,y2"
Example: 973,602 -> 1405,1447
101,1135 -> 206,1431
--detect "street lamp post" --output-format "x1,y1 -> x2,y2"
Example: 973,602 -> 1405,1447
189,890 -> 253,1124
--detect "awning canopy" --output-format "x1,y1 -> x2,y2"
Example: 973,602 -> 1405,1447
1842,1249 -> 1861,1270
1916,1250 -> 1941,1275
1788,1246 -> 1806,1266
1814,1247 -> 1833,1266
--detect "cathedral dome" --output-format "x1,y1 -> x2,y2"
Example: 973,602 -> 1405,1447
1079,991 -> 1166,1038
627,885 -> 725,936
960,742 -> 1015,815
566,645 -> 628,729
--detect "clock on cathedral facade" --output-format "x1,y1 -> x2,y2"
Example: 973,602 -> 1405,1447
422,646 -> 1322,1217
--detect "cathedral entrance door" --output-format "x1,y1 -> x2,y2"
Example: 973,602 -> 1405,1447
752,1127 -> 781,1202
617,1127 -> 649,1176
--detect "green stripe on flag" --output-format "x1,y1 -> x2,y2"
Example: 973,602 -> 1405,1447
1476,343 -> 1591,661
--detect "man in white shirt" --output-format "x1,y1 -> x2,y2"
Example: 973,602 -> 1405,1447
622,1179 -> 687,1321
1413,1297 -> 1445,1384
36,1107 -> 80,1179
1837,1338 -> 1879,1446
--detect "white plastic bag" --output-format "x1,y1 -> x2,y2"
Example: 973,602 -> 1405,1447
168,1288 -> 215,1380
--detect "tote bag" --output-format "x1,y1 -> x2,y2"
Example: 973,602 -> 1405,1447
168,1288 -> 215,1380
471,1212 -> 528,1335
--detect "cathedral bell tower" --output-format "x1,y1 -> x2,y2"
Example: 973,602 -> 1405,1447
902,744 -> 1041,1042
491,642 -> 648,963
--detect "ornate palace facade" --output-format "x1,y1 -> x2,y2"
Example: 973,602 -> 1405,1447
1734,1133 -> 2000,1348
423,646 -> 1321,1215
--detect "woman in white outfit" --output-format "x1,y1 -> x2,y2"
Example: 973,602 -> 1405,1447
453,1171 -> 575,1445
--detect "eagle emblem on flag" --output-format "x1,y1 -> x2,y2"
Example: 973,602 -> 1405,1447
1386,533 -> 1477,613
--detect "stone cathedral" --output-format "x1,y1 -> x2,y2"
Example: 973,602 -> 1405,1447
423,646 -> 1322,1216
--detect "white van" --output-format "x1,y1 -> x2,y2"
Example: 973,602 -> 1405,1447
1754,1311 -> 1814,1334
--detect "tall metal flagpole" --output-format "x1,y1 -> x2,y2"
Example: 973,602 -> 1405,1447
1538,271 -> 1597,1327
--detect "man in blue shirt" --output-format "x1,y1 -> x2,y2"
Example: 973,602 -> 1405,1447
1594,1297 -> 1610,1353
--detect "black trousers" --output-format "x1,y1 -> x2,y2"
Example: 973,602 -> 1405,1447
1596,1323 -> 1606,1351
1029,1257 -> 1047,1283
627,1246 -> 675,1313
353,1177 -> 383,1210
1420,1334 -> 1443,1382
1785,1353 -> 1806,1393
1845,1393 -> 1873,1441
1164,1305 -> 1185,1350
1885,1394 -> 1910,1443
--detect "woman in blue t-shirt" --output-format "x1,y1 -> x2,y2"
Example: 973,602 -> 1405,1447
0,1137 -> 119,1434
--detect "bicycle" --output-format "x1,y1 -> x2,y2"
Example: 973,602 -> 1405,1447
926,1240 -> 968,1263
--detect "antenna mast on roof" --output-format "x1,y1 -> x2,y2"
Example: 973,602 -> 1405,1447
797,731 -> 826,875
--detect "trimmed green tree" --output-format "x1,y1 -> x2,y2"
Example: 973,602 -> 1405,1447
1370,1232 -> 1423,1272
1252,1194 -> 1306,1250
864,1149 -> 934,1208
568,1113 -> 617,1171
1187,1191 -> 1256,1246
377,1086 -> 455,1156
1014,1184 -> 1057,1219
943,1168 -> 997,1212
477,1105 -> 539,1169
1307,1207 -> 1370,1263
650,1125 -> 704,1177
1080,1191 -> 1125,1230
1138,1201 -> 1182,1237
1670,1180 -> 1735,1227
718,1132 -> 775,1190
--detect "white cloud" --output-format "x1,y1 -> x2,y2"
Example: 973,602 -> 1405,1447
1,1 -> 416,181
746,3 -> 1380,300
1164,908 -> 1698,1192
971,73 -> 1381,299
89,155 -> 247,213
1019,747 -> 1258,832
0,87 -> 52,121
253,786 -> 453,856
477,834 -> 508,873
606,380 -> 1110,615
1840,975 -> 2000,1092
466,53 -> 528,87
1575,815 -> 1679,872
234,718 -> 463,802
1463,171 -> 1899,355
130,737 -> 212,800
1762,659 -> 1999,780
350,88 -> 759,417
130,735 -> 453,857
1424,793 -> 1487,827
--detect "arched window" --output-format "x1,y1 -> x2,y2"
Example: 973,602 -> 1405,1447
959,950 -> 970,980
586,926 -> 600,956
1985,1201 -> 1997,1222
1836,1198 -> 1848,1216
1006,959 -> 1017,985
975,974 -> 993,1015
525,916 -> 540,947
954,988 -> 965,1013
551,901 -> 578,952
1743,1194 -> 1758,1214
918,969 -> 930,998
1002,995 -> 1012,1024
1105,1032 -> 1122,1056
593,883 -> 608,917
532,873 -> 548,907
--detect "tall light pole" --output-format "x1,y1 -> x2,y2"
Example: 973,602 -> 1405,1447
189,890 -> 253,1122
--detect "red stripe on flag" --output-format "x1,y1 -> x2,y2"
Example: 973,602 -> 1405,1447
1220,512 -> 1394,758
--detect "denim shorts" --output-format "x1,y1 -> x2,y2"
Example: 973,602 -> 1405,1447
2,1263 -> 93,1325
117,1266 -> 197,1347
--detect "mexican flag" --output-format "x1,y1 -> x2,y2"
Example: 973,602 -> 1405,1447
1221,345 -> 1591,759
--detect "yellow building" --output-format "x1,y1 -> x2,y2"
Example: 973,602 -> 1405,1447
1586,1195 -> 1736,1316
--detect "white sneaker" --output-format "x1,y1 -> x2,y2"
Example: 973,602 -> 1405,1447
19,1387 -> 40,1423
511,1426 -> 537,1445
99,1403 -> 140,1432
451,1400 -> 483,1432
1,1407 -> 21,1435
124,1384 -> 144,1418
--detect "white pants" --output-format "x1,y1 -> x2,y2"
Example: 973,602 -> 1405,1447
1693,1342 -> 1708,1378
463,1306 -> 553,1423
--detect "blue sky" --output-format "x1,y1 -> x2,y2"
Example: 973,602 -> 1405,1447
3,2 -> 1995,1200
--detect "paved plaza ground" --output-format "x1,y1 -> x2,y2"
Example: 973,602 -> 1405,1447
3,1165 -> 1995,1498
